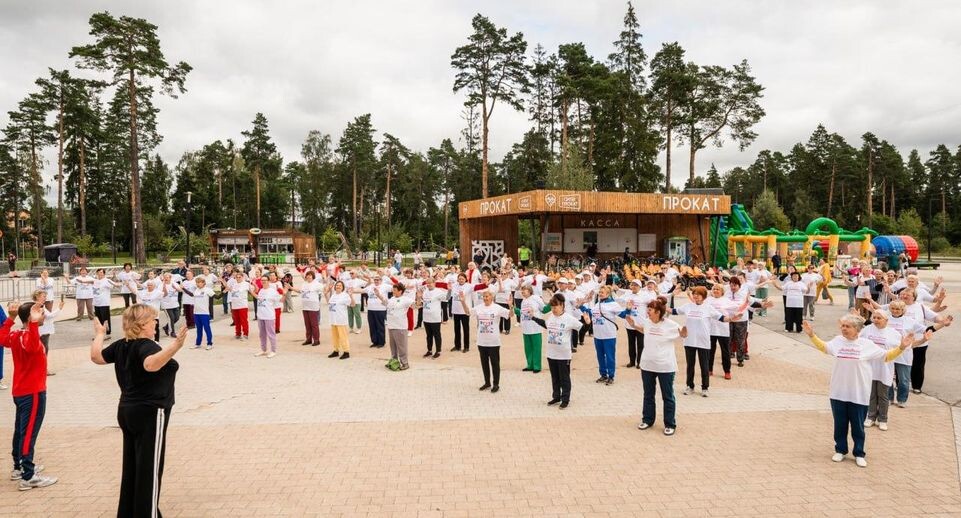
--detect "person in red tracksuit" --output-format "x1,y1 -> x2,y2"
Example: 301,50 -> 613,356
1,302 -> 59,490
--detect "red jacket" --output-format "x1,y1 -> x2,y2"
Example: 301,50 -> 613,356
0,319 -> 46,397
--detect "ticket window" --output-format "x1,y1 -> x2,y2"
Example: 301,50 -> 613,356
583,231 -> 597,253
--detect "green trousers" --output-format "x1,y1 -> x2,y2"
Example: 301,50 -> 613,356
523,333 -> 542,371
348,305 -> 362,330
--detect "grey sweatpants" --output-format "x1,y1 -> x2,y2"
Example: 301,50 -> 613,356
388,329 -> 409,367
867,380 -> 891,423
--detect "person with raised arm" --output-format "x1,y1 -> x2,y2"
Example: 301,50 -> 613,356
90,305 -> 187,516
801,316 -> 922,468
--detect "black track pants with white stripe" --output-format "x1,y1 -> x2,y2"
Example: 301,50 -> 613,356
117,405 -> 171,518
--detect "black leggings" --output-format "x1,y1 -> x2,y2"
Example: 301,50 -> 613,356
911,346 -> 928,390
453,314 -> 470,350
121,293 -> 137,308
578,322 -> 592,344
117,404 -> 170,518
784,307 -> 803,332
94,305 -> 112,335
548,358 -> 572,402
685,347 -> 710,390
497,302 -> 511,332
709,335 -> 731,373
626,329 -> 644,366
424,322 -> 442,353
479,346 -> 501,387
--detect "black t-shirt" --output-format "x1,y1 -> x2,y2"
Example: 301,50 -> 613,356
101,338 -> 179,409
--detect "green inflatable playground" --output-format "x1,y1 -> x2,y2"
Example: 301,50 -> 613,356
709,204 -> 922,270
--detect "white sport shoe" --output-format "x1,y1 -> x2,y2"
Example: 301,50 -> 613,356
855,457 -> 867,468
701,389 -> 709,398
863,418 -> 874,427
10,465 -> 43,480
683,387 -> 694,395
19,474 -> 58,491
637,421 -> 651,430
878,422 -> 888,431
0,381 -> 7,390
831,453 -> 845,462
266,352 -> 276,358
253,351 -> 267,357
407,331 -> 413,337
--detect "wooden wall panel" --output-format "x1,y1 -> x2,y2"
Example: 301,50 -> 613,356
459,215 -> 519,267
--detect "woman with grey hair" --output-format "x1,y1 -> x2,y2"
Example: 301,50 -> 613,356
802,314 -> 921,468
858,310 -> 901,431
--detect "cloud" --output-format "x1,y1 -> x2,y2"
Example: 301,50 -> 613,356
1,0 -> 959,202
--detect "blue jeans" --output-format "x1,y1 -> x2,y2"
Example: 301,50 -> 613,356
847,287 -> 857,309
194,314 -> 213,345
367,310 -> 386,346
641,370 -> 676,428
888,363 -> 911,403
594,337 -> 616,379
13,391 -> 47,480
830,399 -> 868,457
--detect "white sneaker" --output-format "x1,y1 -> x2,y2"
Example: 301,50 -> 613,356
407,331 -> 413,337
10,465 -> 43,480
855,457 -> 867,468
19,474 -> 58,491
831,453 -> 845,462
254,351 -> 266,357
637,422 -> 651,430
683,387 -> 694,395
863,418 -> 874,427
701,389 -> 709,398
0,382 -> 7,390
266,352 -> 276,358
878,422 -> 888,431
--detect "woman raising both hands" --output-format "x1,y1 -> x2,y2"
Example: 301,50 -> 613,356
801,316 -> 923,468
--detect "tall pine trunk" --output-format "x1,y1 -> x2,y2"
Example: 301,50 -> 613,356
866,151 -> 873,226
351,161 -> 357,237
664,105 -> 673,192
481,107 -> 490,198
128,72 -> 146,265
79,141 -> 87,235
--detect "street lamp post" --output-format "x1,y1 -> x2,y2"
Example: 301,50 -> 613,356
186,191 -> 193,265
927,196 -> 934,262
111,218 -> 116,264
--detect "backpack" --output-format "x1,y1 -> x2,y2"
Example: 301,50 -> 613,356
386,358 -> 401,371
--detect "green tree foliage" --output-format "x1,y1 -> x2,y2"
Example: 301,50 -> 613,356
335,114 -> 377,239
451,14 -> 530,198
750,190 -> 790,232
240,113 -> 286,229
648,42 -> 693,191
546,142 -> 593,191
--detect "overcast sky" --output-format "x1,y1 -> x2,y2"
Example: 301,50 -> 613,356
2,0 -> 960,199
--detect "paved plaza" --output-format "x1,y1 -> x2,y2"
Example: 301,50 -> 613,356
1,266 -> 960,517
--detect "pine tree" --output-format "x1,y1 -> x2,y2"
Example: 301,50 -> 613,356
451,14 -> 530,198
70,12 -> 191,264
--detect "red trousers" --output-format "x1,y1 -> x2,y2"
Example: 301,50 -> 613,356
407,307 -> 414,331
275,308 -> 281,333
302,310 -> 320,344
232,308 -> 249,337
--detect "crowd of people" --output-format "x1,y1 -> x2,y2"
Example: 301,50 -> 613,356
0,249 -> 953,514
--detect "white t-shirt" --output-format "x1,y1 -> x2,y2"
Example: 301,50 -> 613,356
886,314 -> 927,366
585,300 -> 622,340
781,280 -> 807,308
824,336 -> 893,405
474,303 -> 511,347
36,277 -> 55,299
255,288 -> 280,320
327,292 -> 352,326
386,295 -> 414,329
180,280 -> 196,306
140,288 -> 162,310
520,295 -> 546,335
117,271 -> 139,294
192,287 -> 215,315
300,280 -> 323,312
365,282 -> 391,311
859,324 -> 901,383
544,313 -> 583,360
800,272 -> 822,296
92,278 -> 115,307
493,279 -> 516,304
73,275 -> 95,299
159,281 -> 180,310
39,307 -> 61,336
420,288 -> 447,324
638,318 -> 681,373
450,282 -> 481,315
227,280 -> 250,310
706,296 -> 739,337
674,302 -> 722,349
